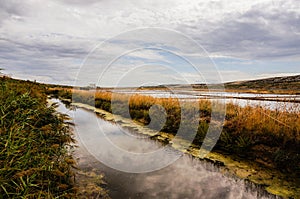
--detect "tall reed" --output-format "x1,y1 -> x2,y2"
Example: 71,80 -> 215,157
0,78 -> 76,198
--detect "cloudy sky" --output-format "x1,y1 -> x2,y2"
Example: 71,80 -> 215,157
0,0 -> 299,86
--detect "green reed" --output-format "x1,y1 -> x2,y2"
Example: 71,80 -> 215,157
0,78 -> 76,198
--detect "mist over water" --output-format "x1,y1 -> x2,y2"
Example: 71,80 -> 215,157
54,99 -> 279,199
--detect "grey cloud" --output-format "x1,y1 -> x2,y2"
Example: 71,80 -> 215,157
0,35 -> 90,59
0,34 -> 90,85
0,0 -> 26,16
0,0 -> 29,25
58,0 -> 101,6
180,1 -> 300,60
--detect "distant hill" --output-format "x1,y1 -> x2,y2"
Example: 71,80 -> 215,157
141,75 -> 300,94
184,75 -> 300,94
223,75 -> 300,93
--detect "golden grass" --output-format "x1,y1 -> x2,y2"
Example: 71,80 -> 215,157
56,89 -> 300,141
224,102 -> 300,140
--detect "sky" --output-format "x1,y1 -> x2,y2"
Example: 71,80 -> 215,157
0,0 -> 299,87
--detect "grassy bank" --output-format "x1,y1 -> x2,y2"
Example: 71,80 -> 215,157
0,77 -> 76,198
50,89 -> 300,177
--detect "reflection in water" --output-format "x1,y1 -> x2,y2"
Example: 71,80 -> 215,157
53,99 -> 279,199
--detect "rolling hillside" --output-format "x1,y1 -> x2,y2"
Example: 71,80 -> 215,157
224,75 -> 300,93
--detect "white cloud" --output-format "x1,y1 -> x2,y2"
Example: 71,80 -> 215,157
256,72 -> 300,79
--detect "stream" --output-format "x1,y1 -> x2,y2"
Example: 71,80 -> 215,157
53,99 -> 280,199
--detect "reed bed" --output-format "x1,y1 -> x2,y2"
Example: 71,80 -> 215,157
0,78 -> 76,198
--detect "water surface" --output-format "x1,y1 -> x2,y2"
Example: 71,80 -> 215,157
54,99 -> 280,199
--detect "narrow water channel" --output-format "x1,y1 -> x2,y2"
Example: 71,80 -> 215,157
53,99 -> 280,199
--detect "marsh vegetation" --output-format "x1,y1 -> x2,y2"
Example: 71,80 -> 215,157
0,78 -> 76,198
50,88 -> 300,178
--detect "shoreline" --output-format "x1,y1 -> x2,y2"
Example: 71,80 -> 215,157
66,100 -> 299,198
